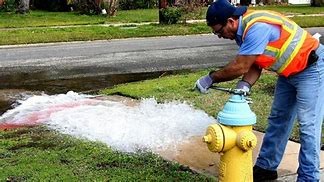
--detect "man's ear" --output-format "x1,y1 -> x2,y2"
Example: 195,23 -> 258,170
228,17 -> 238,28
227,18 -> 235,25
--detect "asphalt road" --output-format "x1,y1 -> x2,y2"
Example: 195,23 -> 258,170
0,34 -> 235,76
0,34 -> 237,91
0,28 -> 323,92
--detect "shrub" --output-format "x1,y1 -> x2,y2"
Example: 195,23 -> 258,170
160,7 -> 181,24
118,0 -> 157,10
0,0 -> 17,12
76,0 -> 101,15
32,0 -> 70,11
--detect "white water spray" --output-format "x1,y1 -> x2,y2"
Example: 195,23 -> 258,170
0,91 -> 216,153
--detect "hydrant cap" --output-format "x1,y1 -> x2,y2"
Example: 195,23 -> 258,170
217,95 -> 256,126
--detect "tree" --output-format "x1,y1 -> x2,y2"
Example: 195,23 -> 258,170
16,0 -> 30,14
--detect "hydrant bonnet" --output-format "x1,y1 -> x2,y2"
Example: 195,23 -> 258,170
217,95 -> 256,126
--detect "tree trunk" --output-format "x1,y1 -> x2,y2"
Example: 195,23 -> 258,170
106,0 -> 118,16
159,0 -> 168,23
17,0 -> 30,14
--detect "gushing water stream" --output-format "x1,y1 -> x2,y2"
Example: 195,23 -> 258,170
0,91 -> 216,153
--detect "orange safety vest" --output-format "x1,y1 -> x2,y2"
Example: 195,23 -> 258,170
241,10 -> 319,77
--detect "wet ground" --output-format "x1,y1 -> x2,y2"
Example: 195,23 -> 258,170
2,72 -> 324,180
0,71 -> 177,115
0,89 -> 42,114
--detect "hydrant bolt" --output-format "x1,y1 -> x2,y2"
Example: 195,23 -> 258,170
248,141 -> 252,147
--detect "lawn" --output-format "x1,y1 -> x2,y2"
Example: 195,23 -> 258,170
0,126 -> 215,181
0,5 -> 324,45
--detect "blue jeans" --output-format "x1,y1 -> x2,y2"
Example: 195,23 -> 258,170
255,44 -> 324,181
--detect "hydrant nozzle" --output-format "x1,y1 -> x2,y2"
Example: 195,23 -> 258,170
203,123 -> 237,153
237,130 -> 257,151
203,134 -> 212,144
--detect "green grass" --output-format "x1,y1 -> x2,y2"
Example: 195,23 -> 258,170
290,16 -> 324,27
106,9 -> 158,23
0,9 -> 158,28
0,11 -> 107,28
0,126 -> 215,181
251,5 -> 324,27
251,5 -> 324,14
0,23 -> 209,45
0,6 -> 324,45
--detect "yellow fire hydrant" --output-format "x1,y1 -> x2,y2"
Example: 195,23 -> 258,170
203,94 -> 257,182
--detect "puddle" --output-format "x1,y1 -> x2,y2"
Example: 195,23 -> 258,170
0,71 -> 171,94
0,70 -> 182,115
157,136 -> 219,176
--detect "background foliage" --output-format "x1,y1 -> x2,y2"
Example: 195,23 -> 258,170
0,0 -> 16,12
118,0 -> 157,10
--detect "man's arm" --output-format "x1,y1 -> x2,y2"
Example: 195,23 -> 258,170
241,63 -> 262,86
209,55 -> 258,83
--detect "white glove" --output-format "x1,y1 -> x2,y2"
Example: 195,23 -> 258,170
195,74 -> 214,93
236,80 -> 251,92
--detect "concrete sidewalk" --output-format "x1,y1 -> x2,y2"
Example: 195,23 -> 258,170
157,130 -> 324,181
255,131 -> 324,181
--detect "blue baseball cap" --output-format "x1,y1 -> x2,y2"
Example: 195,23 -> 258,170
206,0 -> 247,26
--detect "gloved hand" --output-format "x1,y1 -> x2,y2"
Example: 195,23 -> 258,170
195,74 -> 214,93
235,80 -> 251,95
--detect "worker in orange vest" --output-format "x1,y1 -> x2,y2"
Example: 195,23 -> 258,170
195,0 -> 324,181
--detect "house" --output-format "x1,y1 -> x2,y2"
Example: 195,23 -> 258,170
288,0 -> 310,4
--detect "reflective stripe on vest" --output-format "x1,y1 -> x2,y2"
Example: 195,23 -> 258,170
241,11 -> 308,74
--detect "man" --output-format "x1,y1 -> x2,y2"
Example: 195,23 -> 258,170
195,0 -> 324,181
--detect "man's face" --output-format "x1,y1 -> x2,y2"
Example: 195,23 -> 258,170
210,18 -> 237,40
